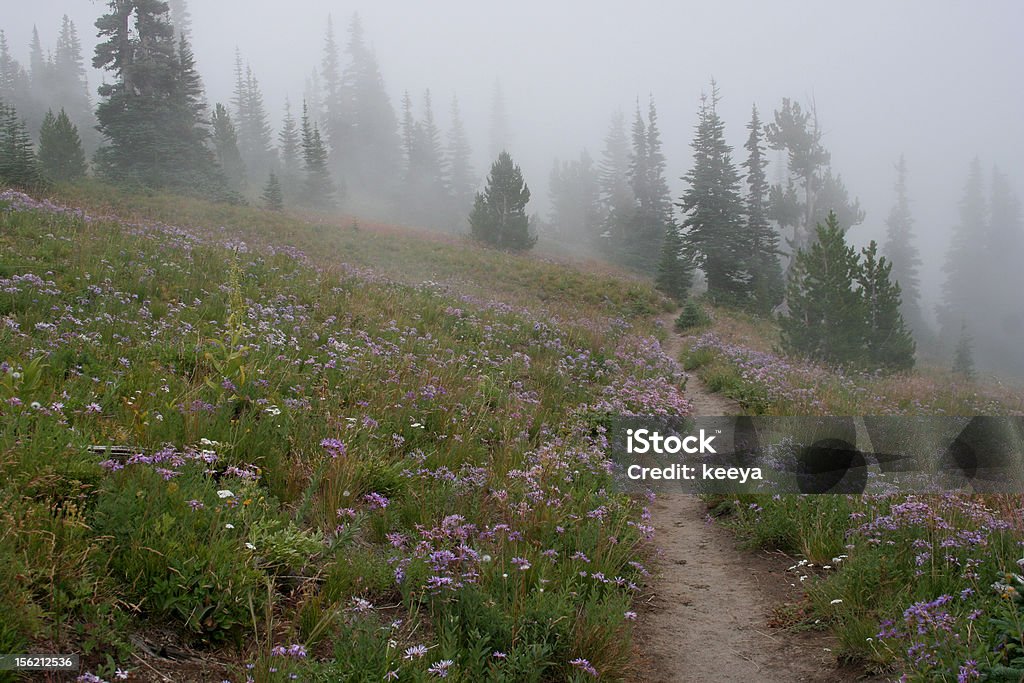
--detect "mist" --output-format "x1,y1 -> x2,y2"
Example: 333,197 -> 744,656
3,0 -> 1023,372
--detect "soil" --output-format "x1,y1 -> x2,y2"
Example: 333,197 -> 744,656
630,312 -> 883,683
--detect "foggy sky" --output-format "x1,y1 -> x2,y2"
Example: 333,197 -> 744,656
6,1 -> 1024,316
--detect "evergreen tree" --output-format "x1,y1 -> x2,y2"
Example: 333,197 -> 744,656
168,0 -> 192,44
596,111 -> 634,251
952,322 -> 975,380
277,97 -> 302,197
0,32 -> 31,120
742,104 -> 784,312
766,98 -> 863,257
37,108 -> 86,183
938,159 -> 987,341
211,103 -> 245,192
679,84 -> 748,303
548,150 -> 600,242
262,172 -> 284,211
882,156 -> 926,337
780,212 -> 864,366
984,166 -> 1024,376
93,0 -> 225,194
857,240 -> 915,370
320,15 -> 343,150
655,223 -> 692,302
445,94 -> 475,228
232,53 -> 274,182
52,16 -> 97,153
300,101 -> 335,209
0,101 -> 42,187
337,13 -> 401,213
620,97 -> 674,272
470,151 -> 534,250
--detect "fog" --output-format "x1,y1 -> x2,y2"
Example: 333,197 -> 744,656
4,0 -> 1023,367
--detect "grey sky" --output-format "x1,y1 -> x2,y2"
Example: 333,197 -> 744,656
5,1 -> 1023,314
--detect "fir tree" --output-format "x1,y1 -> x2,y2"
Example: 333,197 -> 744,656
619,96 -> 673,272
470,151 -> 534,250
742,104 -> 784,312
766,98 -> 863,256
0,32 -> 31,120
952,322 -> 975,380
168,0 -> 192,43
262,172 -> 284,211
300,101 -> 335,209
277,97 -> 302,197
232,53 -> 274,181
211,103 -> 245,192
445,94 -> 475,228
857,241 -> 915,371
52,16 -> 96,152
93,0 -> 225,194
655,223 -> 692,302
939,159 -> 987,341
679,84 -> 748,303
882,155 -> 926,337
780,212 -> 864,366
337,13 -> 401,212
37,108 -> 86,183
548,150 -> 600,242
596,111 -> 634,251
320,15 -> 343,150
0,101 -> 41,187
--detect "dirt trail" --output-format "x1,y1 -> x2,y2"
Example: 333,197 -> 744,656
632,312 -> 864,683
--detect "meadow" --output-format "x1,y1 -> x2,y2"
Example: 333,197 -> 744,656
0,186 -> 683,682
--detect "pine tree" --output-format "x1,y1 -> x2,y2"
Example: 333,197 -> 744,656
37,108 -> 86,183
882,156 -> 926,337
167,0 -> 193,44
277,97 -> 302,197
0,32 -> 31,120
984,166 -> 1024,376
300,101 -> 335,209
857,241 -> 915,371
93,0 -> 225,194
0,101 -> 42,187
231,53 -> 274,182
262,172 -> 284,211
337,13 -> 401,212
52,15 -> 96,152
320,15 -> 344,151
679,84 -> 748,303
596,111 -> 634,251
766,98 -> 863,256
620,96 -> 674,272
211,103 -> 245,192
742,104 -> 784,312
470,151 -> 534,250
952,322 -> 975,380
548,150 -> 600,242
939,159 -> 987,341
655,223 -> 692,302
780,212 -> 864,366
445,94 -> 475,228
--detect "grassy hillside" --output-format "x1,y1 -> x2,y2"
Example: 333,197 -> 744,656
0,186 -> 685,681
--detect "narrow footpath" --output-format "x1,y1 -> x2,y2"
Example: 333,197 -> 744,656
632,312 -> 872,683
